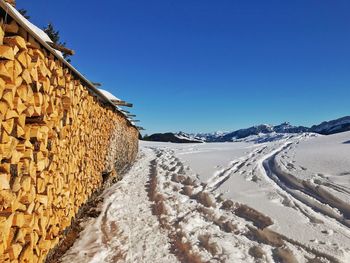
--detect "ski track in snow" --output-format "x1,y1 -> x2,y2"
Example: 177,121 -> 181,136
61,135 -> 350,263
205,145 -> 270,193
195,135 -> 350,261
262,144 -> 350,229
196,135 -> 350,261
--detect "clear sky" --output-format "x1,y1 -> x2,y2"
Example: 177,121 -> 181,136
18,0 -> 350,134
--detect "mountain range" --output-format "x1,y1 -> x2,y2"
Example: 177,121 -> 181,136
142,116 -> 350,143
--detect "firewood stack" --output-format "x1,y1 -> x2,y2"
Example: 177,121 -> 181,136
0,15 -> 139,263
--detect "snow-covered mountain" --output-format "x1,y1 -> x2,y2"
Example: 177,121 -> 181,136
273,122 -> 310,133
310,116 -> 350,135
143,116 -> 350,143
186,122 -> 309,142
189,131 -> 230,142
216,122 -> 309,142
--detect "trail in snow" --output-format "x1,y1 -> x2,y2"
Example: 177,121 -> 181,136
144,146 -> 331,263
61,151 -> 177,263
146,144 -> 348,262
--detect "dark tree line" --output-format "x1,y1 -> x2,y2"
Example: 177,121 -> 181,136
18,8 -> 30,19
43,23 -> 71,62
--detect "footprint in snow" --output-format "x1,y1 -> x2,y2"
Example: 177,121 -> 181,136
321,229 -> 334,236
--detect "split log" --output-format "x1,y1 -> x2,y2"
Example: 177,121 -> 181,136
4,36 -> 26,50
0,61 -> 12,81
8,243 -> 22,260
0,173 -> 10,190
0,45 -> 14,60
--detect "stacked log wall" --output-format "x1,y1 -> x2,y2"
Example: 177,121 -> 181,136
0,17 -> 139,262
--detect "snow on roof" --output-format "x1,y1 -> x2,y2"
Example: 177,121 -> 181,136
6,3 -> 63,58
98,89 -> 129,113
97,89 -> 121,102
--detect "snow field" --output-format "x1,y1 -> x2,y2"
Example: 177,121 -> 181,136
63,132 -> 350,262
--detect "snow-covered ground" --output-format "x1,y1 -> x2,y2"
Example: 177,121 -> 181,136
62,132 -> 350,263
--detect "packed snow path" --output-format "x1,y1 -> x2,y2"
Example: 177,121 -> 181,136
61,150 -> 177,263
62,134 -> 350,262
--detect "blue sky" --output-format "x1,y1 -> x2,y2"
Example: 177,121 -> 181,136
19,0 -> 350,134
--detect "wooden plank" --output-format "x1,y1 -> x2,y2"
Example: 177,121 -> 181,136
91,82 -> 101,87
46,41 -> 75,56
112,100 -> 133,107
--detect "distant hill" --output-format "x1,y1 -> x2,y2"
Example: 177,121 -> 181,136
310,116 -> 350,135
143,116 -> 350,143
143,132 -> 203,143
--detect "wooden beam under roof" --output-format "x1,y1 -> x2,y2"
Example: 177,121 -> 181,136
127,114 -> 136,118
92,82 -> 102,87
136,126 -> 145,131
46,41 -> 75,56
111,99 -> 133,107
